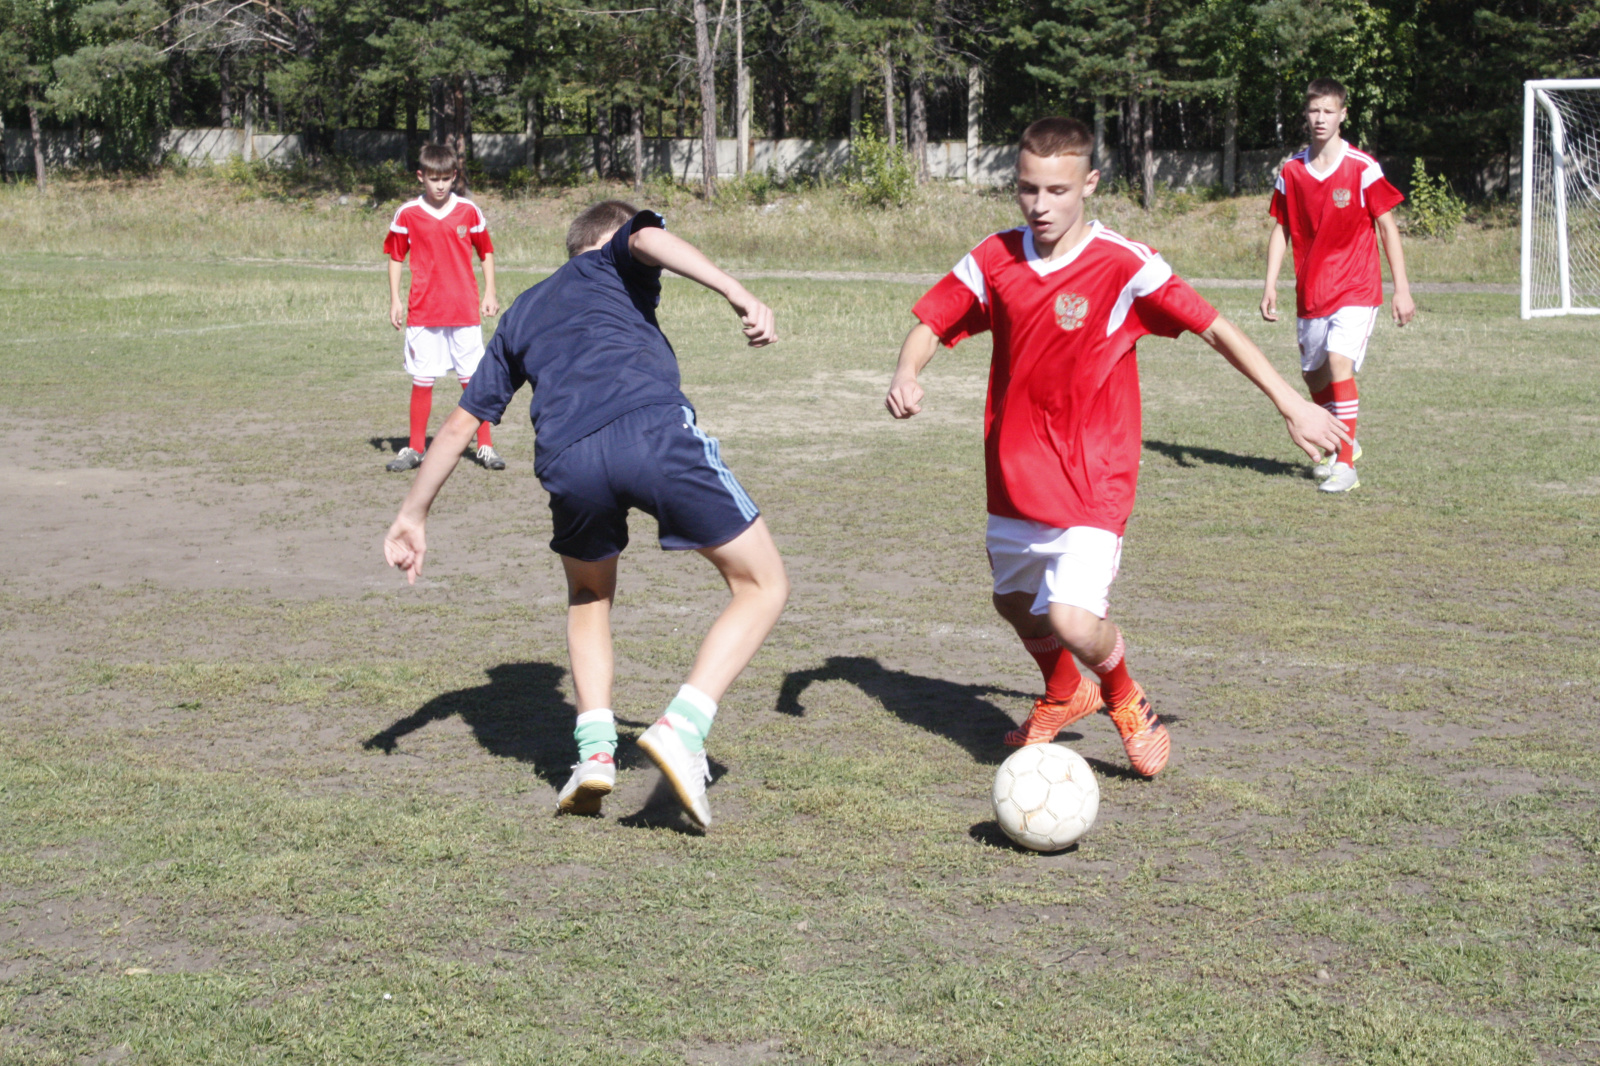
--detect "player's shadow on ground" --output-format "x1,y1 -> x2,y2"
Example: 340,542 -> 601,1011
369,435 -> 412,456
363,661 -> 584,788
775,656 -> 1161,781
1143,439 -> 1308,478
776,656 -> 1039,767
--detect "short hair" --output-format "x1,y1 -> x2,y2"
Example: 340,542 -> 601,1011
1018,117 -> 1094,160
1305,78 -> 1347,108
566,200 -> 638,258
418,143 -> 459,176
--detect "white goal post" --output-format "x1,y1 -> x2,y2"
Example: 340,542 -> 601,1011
1522,79 -> 1600,318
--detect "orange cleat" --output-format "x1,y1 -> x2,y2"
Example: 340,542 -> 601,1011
1004,675 -> 1105,746
1107,682 -> 1170,777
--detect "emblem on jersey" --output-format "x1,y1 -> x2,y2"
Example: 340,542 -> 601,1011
1055,292 -> 1090,331
1331,187 -> 1351,209
457,224 -> 469,237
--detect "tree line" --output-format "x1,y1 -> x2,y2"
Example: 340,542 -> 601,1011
1,0 -> 1596,197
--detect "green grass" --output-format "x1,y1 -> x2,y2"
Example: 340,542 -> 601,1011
0,189 -> 1594,1064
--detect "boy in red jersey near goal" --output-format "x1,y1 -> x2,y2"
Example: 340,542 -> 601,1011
885,117 -> 1346,777
384,143 -> 503,472
1261,78 -> 1415,493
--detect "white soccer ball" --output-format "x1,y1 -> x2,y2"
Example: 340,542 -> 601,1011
991,743 -> 1099,852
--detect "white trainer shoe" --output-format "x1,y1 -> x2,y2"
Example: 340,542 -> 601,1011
637,719 -> 713,829
1318,462 -> 1360,493
556,753 -> 615,815
1313,440 -> 1361,480
476,444 -> 506,470
386,446 -> 424,472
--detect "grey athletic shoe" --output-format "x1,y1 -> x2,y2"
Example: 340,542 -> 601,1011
637,719 -> 713,829
476,444 -> 506,470
386,447 -> 424,472
1313,440 -> 1361,480
1318,462 -> 1360,493
556,754 -> 615,815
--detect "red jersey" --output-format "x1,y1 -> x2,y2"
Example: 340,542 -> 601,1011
1269,143 -> 1404,319
384,194 -> 494,327
914,223 -> 1218,534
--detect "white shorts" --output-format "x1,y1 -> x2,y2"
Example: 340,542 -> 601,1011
403,325 -> 485,381
987,515 -> 1123,620
1297,306 -> 1379,373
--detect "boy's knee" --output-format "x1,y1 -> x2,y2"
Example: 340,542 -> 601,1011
1049,605 -> 1106,655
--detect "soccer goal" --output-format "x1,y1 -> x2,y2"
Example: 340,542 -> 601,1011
1523,79 -> 1600,318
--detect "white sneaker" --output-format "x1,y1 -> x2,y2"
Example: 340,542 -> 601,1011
386,446 -> 424,472
1318,462 -> 1360,493
556,753 -> 615,815
637,718 -> 712,828
476,444 -> 506,470
1313,440 -> 1361,479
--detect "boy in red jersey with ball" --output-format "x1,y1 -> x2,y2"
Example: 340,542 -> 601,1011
886,117 -> 1346,777
384,143 -> 503,472
1261,78 -> 1415,493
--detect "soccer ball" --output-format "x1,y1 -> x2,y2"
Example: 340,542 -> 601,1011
991,743 -> 1099,852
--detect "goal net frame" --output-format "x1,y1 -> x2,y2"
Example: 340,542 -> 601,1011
1522,79 -> 1600,319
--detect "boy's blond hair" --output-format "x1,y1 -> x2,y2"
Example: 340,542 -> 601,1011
1018,117 -> 1094,161
566,200 -> 638,259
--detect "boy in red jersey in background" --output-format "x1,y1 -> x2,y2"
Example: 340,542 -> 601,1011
1261,78 -> 1415,493
885,117 -> 1346,777
384,143 -> 503,472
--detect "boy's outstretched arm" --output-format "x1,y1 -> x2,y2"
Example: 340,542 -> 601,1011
1375,212 -> 1415,325
383,406 -> 482,584
885,321 -> 941,418
1198,315 -> 1350,460
629,228 -> 776,346
1260,223 -> 1288,322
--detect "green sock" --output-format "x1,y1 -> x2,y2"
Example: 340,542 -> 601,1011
574,709 -> 617,761
663,684 -> 717,754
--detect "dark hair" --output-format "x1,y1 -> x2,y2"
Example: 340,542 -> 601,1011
566,200 -> 638,258
1018,116 -> 1094,161
1305,78 -> 1348,108
418,143 -> 459,176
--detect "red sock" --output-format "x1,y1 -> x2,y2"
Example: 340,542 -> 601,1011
1090,628 -> 1136,709
408,382 -> 432,453
1330,378 -> 1359,464
461,381 -> 491,448
1021,634 -> 1082,702
1310,383 -> 1336,412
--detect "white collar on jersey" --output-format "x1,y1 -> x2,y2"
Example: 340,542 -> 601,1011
1302,141 -> 1348,182
1022,220 -> 1102,277
412,193 -> 461,220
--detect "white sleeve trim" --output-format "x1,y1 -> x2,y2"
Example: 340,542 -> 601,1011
952,252 -> 986,306
1359,158 -> 1385,190
469,204 -> 488,233
1106,254 -> 1174,336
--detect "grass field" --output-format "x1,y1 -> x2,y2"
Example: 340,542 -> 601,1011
1,174 -> 1596,1065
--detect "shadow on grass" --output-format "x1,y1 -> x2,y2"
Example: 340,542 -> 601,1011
363,661 -> 577,787
1143,439 -> 1308,478
968,820 -> 1082,855
368,435 -> 412,456
775,655 -> 1036,766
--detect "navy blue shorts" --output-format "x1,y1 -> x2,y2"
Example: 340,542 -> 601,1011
541,404 -> 760,561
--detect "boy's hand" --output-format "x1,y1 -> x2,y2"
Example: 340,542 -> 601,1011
1392,291 -> 1415,326
1260,287 -> 1279,322
1281,396 -> 1351,461
384,515 -> 428,584
728,286 -> 776,346
482,293 -> 500,318
390,298 -> 406,331
885,371 -> 924,419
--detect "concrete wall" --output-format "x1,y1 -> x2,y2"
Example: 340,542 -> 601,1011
0,126 -> 1514,196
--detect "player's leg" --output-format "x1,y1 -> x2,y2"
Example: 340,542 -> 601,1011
543,431 -> 630,814
556,553 -> 620,814
627,406 -> 786,828
1039,527 -> 1170,777
451,326 -> 503,469
390,327 -> 446,471
988,517 -> 1103,745
1315,307 -> 1376,493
